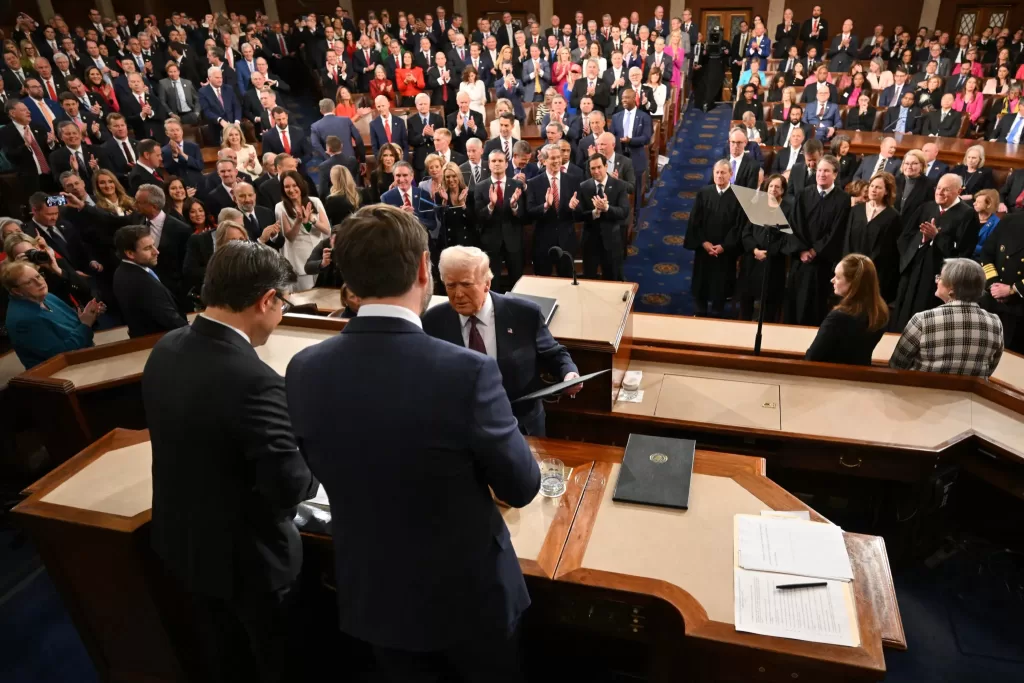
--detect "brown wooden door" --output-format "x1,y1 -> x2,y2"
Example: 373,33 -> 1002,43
701,9 -> 752,44
954,6 -> 1013,37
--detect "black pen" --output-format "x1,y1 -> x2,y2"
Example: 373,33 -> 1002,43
776,582 -> 827,590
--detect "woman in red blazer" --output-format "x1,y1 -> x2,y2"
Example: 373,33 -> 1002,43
395,51 -> 425,107
368,65 -> 396,106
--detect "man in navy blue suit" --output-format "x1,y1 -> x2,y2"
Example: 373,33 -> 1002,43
21,78 -> 61,130
310,98 -> 365,161
286,205 -> 540,681
424,245 -> 579,435
160,118 -> 204,188
381,161 -> 437,259
369,95 -> 408,156
261,107 -> 312,164
528,143 -> 583,277
197,66 -> 240,141
611,89 -> 652,187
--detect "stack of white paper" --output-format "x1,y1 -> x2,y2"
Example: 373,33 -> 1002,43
734,514 -> 859,647
737,514 -> 853,581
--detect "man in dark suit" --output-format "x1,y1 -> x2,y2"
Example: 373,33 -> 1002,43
0,100 -> 57,193
231,182 -> 281,245
55,92 -> 108,145
352,35 -> 381,92
120,73 -> 169,143
128,140 -> 167,194
286,206 -> 539,680
49,120 -> 101,186
470,150 -> 526,291
921,142 -> 950,182
803,89 -> 843,141
262,107 -> 312,164
998,168 -> 1024,214
483,113 -> 520,161
570,60 -> 611,112
574,153 -> 630,281
882,91 -> 923,135
446,92 -> 485,156
311,98 -> 365,161
799,7 -> 828,55
426,53 -> 459,115
240,73 -> 269,135
920,94 -> 963,137
770,128 -> 807,175
156,63 -> 201,125
853,137 -> 902,181
97,112 -> 138,186
424,243 -> 580,436
406,94 -> 445,177
111,225 -> 189,337
990,110 -> 1023,144
725,129 -> 763,189
161,119 -> 204,189
144,240 -> 317,682
369,95 -> 409,156
611,90 -> 653,185
461,139 -> 491,188
878,69 -> 911,108
133,183 -> 192,308
1,51 -> 37,97
826,20 -> 858,73
785,139 -> 824,197
318,137 -> 362,197
381,162 -> 437,251
198,66 -> 241,141
528,144 -> 582,277
203,159 -> 244,219
25,192 -> 96,273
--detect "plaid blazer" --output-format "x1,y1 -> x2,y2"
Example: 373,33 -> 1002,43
889,301 -> 1004,377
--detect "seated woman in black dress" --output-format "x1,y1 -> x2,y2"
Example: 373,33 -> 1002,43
766,74 -> 787,103
845,92 -> 877,131
951,144 -> 995,202
830,135 -> 858,190
785,62 -> 807,87
732,83 -> 762,121
804,254 -> 889,365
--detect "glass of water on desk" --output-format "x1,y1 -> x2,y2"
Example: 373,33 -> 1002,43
540,458 -> 567,497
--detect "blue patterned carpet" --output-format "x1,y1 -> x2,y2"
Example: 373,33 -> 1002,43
624,103 -> 733,316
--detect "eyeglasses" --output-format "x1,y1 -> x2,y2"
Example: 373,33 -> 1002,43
274,290 -> 293,313
934,275 -> 944,284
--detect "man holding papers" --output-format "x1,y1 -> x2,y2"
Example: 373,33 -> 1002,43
423,245 -> 581,436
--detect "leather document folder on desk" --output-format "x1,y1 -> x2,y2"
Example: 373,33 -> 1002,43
613,434 -> 696,509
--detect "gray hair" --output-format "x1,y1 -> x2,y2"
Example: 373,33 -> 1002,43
207,66 -> 222,78
466,138 -> 483,151
729,125 -> 749,140
218,207 -> 244,224
938,173 -> 964,192
713,159 -> 732,173
438,245 -> 493,282
940,258 -> 986,302
319,98 -> 335,114
136,183 -> 166,210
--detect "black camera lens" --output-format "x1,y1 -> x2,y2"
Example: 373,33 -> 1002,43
26,249 -> 51,265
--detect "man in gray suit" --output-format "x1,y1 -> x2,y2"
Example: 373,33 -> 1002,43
520,44 -> 550,102
157,62 -> 201,125
310,98 -> 365,161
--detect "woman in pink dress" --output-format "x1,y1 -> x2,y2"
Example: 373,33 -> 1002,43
953,77 -> 984,126
551,46 -> 572,90
665,30 -> 686,125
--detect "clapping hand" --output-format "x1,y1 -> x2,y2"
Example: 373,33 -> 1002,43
488,182 -> 499,209
77,299 -> 106,327
753,248 -> 767,261
320,246 -> 332,267
509,186 -> 521,206
544,186 -> 555,209
423,123 -> 434,136
919,218 -> 938,240
568,191 -> 580,210
186,186 -> 197,197
261,222 -> 281,243
458,187 -> 469,205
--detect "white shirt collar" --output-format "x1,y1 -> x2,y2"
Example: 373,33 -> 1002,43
458,290 -> 494,328
200,314 -> 251,344
149,211 -> 166,229
139,162 -> 157,174
357,303 -> 423,328
818,185 -> 835,196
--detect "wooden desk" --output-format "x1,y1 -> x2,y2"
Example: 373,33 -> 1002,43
14,431 -> 902,682
8,315 -> 344,464
0,324 -> 132,389
841,130 -> 1023,170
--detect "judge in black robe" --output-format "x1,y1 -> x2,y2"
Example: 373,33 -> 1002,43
894,171 -> 935,228
738,191 -> 793,322
683,166 -> 744,316
892,194 -> 981,331
843,202 -> 902,302
783,167 -> 851,326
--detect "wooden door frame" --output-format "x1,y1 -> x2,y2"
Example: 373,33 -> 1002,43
700,8 -> 753,41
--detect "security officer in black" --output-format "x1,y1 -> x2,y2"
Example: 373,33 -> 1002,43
980,212 -> 1024,352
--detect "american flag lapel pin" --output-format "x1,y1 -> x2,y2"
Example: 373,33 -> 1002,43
507,328 -> 513,334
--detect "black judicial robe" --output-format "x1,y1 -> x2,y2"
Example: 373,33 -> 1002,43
737,194 -> 794,316
892,201 -> 980,331
783,185 -> 851,326
843,204 -> 903,302
683,184 -> 744,304
894,174 -> 935,234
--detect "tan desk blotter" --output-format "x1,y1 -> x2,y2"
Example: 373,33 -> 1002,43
512,276 -> 633,347
41,441 -> 152,518
579,465 -> 767,623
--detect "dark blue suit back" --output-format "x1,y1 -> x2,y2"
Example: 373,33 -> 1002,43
285,315 -> 539,651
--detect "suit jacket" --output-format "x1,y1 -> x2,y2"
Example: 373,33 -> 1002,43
471,176 -> 526,254
800,82 -> 839,105
770,145 -> 804,174
878,83 -> 911,108
22,96 -> 61,130
483,136 -> 520,161
128,164 -> 166,194
197,83 -> 241,128
161,141 -> 205,188
854,155 -> 902,181
726,154 -> 761,190
48,146 -> 102,185
992,112 -> 1023,143
113,261 -> 188,338
352,47 -> 382,90
182,230 -> 214,291
310,114 -> 365,160
423,291 -> 576,432
369,114 -> 409,156
380,185 -> 435,233
827,35 -> 859,73
883,105 -> 923,134
2,67 -> 38,96
318,154 -> 362,197
569,78 -> 611,111
98,136 -> 139,185
802,101 -> 843,139
460,160 -> 491,187
527,171 -> 582,254
445,110 -> 485,155
575,175 -> 630,245
771,121 -> 814,146
157,77 -> 201,118
611,108 -> 653,179
261,125 -> 312,162
146,316 -> 318,600
805,310 -> 885,365
133,213 -> 191,307
119,91 -> 170,142
584,153 -> 636,194
406,112 -> 445,169
23,218 -> 94,271
520,59 -> 551,102
998,169 -> 1024,211
921,109 -> 962,137
799,18 -> 829,49
286,313 -> 538,650
425,66 -> 459,107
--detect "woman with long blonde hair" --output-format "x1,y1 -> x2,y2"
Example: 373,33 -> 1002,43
92,169 -> 135,216
804,254 -> 889,365
325,165 -> 361,225
436,161 -> 473,247
220,123 -> 262,176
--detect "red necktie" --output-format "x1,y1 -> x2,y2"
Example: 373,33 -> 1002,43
278,35 -> 286,53
383,117 -> 391,142
281,129 -> 291,154
24,127 -> 50,173
331,68 -> 337,83
216,88 -> 224,107
467,317 -> 486,353
1015,187 -> 1024,209
46,80 -> 57,100
495,181 -> 504,205
441,70 -> 448,101
403,190 -> 412,208
550,176 -> 559,209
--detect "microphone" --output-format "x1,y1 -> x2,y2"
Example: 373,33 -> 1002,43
882,111 -> 923,133
548,246 -> 578,285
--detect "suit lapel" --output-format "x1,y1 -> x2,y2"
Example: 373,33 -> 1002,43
491,293 -> 515,378
440,304 -> 465,347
